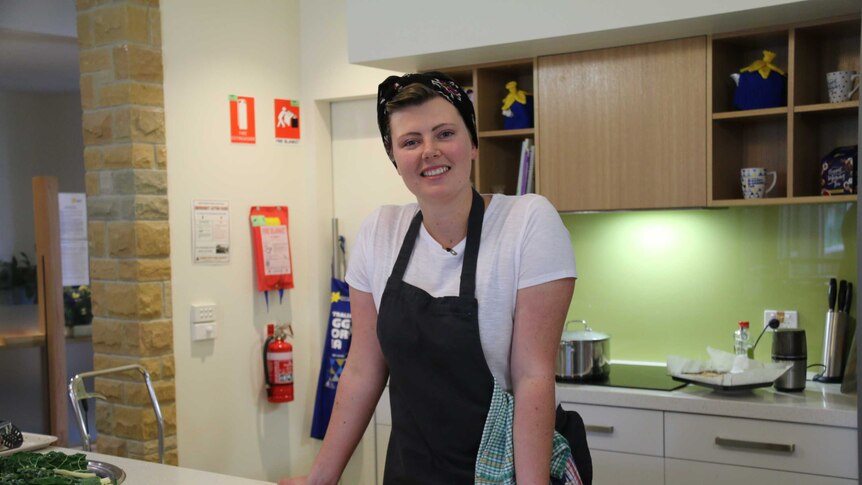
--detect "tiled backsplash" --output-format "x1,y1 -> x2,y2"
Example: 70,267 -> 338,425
561,202 -> 857,365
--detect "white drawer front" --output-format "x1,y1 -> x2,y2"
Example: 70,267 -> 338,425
666,458 -> 857,485
561,402 -> 663,456
592,450 -> 663,485
665,412 -> 858,479
375,387 -> 391,425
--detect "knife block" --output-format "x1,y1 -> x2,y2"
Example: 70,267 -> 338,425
815,310 -> 850,383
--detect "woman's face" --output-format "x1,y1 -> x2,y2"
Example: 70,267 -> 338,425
388,96 -> 477,204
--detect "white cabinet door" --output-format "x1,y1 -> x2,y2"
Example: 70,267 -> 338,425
560,402 -> 664,456
666,458 -> 857,485
591,450 -> 663,485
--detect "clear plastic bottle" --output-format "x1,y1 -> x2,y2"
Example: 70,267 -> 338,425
733,320 -> 750,356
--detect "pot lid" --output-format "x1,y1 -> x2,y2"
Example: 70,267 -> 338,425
563,330 -> 609,342
561,320 -> 609,342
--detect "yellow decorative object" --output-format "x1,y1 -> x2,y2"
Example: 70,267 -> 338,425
501,81 -> 528,111
740,50 -> 786,80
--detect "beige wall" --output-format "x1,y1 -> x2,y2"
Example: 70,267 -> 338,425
162,0 -> 397,481
161,0 -> 303,479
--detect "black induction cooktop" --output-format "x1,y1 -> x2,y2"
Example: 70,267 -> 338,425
558,363 -> 688,391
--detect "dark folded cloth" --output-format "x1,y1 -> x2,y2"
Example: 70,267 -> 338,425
555,405 -> 592,485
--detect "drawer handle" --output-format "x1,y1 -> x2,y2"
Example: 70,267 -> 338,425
715,436 -> 795,453
585,425 -> 614,434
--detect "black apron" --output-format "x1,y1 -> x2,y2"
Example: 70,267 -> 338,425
377,189 -> 495,484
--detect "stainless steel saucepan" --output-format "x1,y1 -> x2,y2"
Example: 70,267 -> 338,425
556,319 -> 610,381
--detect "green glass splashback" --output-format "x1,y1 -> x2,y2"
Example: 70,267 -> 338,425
561,203 -> 857,365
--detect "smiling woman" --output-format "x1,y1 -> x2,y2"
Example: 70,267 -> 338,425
282,72 -> 582,485
387,96 -> 476,223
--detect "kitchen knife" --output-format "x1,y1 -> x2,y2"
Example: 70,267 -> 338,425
837,280 -> 847,314
828,278 -> 837,312
845,282 -> 853,314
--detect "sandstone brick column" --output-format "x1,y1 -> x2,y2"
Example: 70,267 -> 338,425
76,0 -> 177,464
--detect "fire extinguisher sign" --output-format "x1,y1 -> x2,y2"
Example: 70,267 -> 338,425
229,95 -> 256,144
274,99 -> 300,144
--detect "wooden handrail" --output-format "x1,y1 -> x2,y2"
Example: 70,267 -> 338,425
32,176 -> 68,446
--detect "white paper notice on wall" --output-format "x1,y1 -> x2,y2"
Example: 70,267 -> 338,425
58,193 -> 89,286
192,200 -> 231,264
260,225 -> 291,276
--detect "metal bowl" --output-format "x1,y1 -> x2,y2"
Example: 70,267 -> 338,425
88,460 -> 126,484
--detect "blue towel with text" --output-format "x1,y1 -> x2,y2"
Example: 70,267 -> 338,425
310,277 -> 352,439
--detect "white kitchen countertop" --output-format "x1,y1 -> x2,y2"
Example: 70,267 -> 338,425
44,447 -> 274,485
556,379 -> 857,428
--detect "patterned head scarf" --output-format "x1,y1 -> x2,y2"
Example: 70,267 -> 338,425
377,71 -> 478,167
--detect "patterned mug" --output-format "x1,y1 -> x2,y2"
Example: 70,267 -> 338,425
741,167 -> 777,199
827,71 -> 860,103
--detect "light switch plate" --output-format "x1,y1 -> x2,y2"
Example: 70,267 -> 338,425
191,303 -> 216,323
191,323 -> 216,341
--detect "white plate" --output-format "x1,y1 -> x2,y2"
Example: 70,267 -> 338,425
0,432 -> 58,456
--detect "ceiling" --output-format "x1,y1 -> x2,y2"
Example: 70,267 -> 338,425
0,0 -> 79,93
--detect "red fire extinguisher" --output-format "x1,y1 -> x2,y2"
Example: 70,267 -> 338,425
264,323 -> 294,403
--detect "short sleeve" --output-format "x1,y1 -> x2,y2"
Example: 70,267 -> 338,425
517,196 -> 577,289
344,208 -> 380,293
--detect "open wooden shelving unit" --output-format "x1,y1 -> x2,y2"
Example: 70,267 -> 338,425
708,15 -> 860,206
439,59 -> 535,195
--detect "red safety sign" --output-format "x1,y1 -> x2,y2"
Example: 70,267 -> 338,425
274,99 -> 300,144
230,95 -> 256,144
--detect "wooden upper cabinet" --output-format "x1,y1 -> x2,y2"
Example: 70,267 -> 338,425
537,37 -> 707,211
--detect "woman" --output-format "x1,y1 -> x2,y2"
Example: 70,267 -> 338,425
282,72 -> 577,484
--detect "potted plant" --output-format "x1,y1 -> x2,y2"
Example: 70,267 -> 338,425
64,285 -> 93,327
0,253 -> 38,305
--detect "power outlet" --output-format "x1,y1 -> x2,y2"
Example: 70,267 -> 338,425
191,303 -> 216,323
763,309 -> 798,329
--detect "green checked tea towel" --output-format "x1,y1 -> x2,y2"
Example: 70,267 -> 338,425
475,380 -> 583,485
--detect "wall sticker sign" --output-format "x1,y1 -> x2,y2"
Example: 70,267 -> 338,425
229,95 -> 256,144
274,99 -> 300,144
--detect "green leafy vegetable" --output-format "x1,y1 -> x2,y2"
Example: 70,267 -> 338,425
0,451 -> 108,484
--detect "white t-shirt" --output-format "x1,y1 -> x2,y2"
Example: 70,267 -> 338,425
346,193 -> 577,390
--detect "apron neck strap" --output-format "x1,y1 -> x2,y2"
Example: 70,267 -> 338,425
391,189 -> 485,298
459,189 -> 484,298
